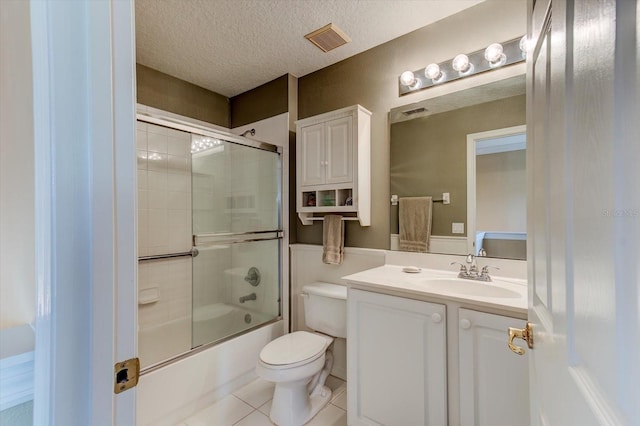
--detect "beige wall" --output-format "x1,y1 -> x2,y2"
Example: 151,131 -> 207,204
0,0 -> 35,329
476,149 -> 526,233
136,64 -> 230,127
390,95 -> 526,236
230,75 -> 289,128
296,1 -> 526,249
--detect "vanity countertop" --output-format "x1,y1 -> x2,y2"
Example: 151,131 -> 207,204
342,264 -> 527,315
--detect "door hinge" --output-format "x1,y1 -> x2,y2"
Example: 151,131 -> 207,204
114,357 -> 140,394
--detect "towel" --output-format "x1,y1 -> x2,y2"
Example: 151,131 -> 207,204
322,215 -> 344,265
399,196 -> 433,252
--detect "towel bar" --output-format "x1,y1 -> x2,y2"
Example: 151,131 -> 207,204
307,217 -> 359,221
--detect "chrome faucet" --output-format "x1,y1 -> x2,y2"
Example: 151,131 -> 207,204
239,292 -> 257,303
451,255 -> 500,282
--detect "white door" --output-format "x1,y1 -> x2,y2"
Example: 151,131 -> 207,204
325,116 -> 353,184
526,0 -> 640,424
299,123 -> 325,186
458,309 -> 529,426
347,289 -> 447,426
30,1 -> 137,424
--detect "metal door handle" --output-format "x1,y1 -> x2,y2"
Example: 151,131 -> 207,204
508,322 -> 533,355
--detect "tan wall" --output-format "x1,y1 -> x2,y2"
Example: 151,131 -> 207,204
0,0 -> 35,329
296,1 -> 526,249
230,75 -> 289,128
136,64 -> 230,127
476,149 -> 526,233
390,95 -> 526,236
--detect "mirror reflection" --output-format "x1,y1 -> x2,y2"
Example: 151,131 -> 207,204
389,76 -> 526,259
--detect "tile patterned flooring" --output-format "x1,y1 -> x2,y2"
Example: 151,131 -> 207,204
178,376 -> 347,426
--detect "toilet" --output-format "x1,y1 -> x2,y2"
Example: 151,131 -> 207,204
256,282 -> 347,426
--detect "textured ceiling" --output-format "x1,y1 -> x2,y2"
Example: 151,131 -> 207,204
135,0 -> 483,97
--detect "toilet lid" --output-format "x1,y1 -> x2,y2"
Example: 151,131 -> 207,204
259,331 -> 329,366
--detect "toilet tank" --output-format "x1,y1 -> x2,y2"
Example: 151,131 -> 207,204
302,282 -> 347,338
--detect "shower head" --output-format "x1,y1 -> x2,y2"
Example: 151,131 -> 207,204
240,129 -> 255,137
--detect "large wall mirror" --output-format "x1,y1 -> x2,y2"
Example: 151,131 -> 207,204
389,75 -> 526,260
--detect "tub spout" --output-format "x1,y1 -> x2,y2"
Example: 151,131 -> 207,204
239,293 -> 257,303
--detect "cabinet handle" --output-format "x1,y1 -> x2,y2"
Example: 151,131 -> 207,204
460,318 -> 471,329
431,313 -> 442,323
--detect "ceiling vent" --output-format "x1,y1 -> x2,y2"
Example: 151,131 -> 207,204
305,23 -> 351,53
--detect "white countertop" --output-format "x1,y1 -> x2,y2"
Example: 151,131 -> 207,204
342,264 -> 527,315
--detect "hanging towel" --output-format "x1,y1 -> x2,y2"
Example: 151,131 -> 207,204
399,196 -> 433,252
322,215 -> 344,265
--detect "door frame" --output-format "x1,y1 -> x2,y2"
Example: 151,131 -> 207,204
466,124 -> 527,254
31,1 -> 137,424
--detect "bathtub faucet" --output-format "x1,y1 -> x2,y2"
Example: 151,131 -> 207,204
239,293 -> 257,303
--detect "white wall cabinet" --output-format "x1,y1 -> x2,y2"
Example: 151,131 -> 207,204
347,289 -> 447,426
458,309 -> 529,426
296,105 -> 371,225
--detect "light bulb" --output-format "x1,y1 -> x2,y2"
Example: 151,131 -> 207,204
519,35 -> 528,59
400,71 -> 416,87
424,63 -> 446,83
452,54 -> 473,75
485,43 -> 506,67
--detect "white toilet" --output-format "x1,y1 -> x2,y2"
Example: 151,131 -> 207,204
256,282 -> 347,426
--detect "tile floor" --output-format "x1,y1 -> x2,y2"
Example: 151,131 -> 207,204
178,376 -> 347,426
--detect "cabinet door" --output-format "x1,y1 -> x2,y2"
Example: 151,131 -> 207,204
325,116 -> 352,184
299,123 -> 325,186
348,289 -> 447,426
458,309 -> 529,426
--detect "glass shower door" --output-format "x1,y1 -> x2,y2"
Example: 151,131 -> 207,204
191,135 -> 281,348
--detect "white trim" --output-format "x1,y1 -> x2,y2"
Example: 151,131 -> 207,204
466,125 -> 526,254
31,1 -> 137,424
390,234 -> 467,255
0,351 -> 34,412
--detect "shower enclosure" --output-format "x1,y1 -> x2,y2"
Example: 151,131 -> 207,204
136,114 -> 282,369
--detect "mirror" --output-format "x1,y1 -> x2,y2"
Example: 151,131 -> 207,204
389,75 -> 526,259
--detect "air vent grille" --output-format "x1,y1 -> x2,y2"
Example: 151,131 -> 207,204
305,23 -> 351,53
402,107 -> 427,116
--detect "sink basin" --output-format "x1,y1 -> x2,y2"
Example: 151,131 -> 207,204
421,278 -> 522,299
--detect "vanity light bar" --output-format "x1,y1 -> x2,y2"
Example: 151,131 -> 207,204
398,36 -> 526,96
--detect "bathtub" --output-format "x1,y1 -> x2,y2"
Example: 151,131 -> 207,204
192,303 -> 274,348
137,319 -> 284,426
0,324 -> 35,412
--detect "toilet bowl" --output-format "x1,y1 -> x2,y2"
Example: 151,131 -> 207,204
256,282 -> 347,426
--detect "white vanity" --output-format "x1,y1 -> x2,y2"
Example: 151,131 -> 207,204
343,265 -> 529,426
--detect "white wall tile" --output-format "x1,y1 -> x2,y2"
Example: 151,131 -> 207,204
137,129 -> 147,150
148,131 -> 168,154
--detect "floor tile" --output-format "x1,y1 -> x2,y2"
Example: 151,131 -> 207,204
325,375 -> 346,397
233,378 -> 276,408
331,389 -> 347,411
233,410 -> 275,426
257,399 -> 272,416
306,404 -> 347,426
181,395 -> 253,426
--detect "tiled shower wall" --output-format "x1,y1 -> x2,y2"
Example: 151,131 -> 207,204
137,122 -> 193,365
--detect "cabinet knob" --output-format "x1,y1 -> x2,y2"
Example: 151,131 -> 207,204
460,318 -> 471,329
431,313 -> 442,323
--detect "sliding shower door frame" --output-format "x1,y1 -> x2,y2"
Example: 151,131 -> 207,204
136,106 -> 288,373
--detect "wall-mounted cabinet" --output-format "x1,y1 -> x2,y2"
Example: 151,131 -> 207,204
295,105 -> 371,225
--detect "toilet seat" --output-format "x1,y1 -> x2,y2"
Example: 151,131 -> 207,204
259,331 -> 332,370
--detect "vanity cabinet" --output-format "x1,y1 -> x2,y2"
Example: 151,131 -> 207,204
458,309 -> 529,426
347,287 -> 529,426
295,105 -> 371,225
347,288 -> 447,426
